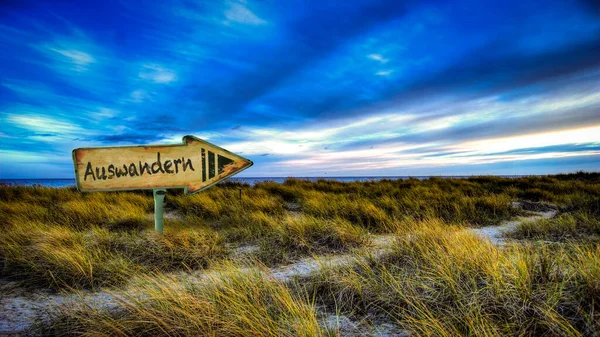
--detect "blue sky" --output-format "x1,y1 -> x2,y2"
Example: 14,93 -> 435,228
0,0 -> 599,178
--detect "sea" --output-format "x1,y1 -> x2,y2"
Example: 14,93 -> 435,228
0,176 -> 525,188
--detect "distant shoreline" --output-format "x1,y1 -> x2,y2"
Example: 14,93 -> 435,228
3,173 -> 595,188
0,174 -> 562,180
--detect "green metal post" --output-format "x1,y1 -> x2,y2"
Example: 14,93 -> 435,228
153,189 -> 167,234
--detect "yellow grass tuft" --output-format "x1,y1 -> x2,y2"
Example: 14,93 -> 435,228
42,265 -> 327,337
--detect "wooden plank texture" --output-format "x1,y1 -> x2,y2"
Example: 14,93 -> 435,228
72,135 -> 252,194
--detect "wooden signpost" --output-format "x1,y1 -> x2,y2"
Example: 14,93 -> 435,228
72,135 -> 253,233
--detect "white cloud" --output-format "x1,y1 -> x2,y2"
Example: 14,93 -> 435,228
413,115 -> 460,132
277,147 -> 600,173
35,31 -> 100,74
455,126 -> 600,154
367,53 -> 389,63
139,64 -> 177,84
214,87 -> 600,175
224,2 -> 267,25
93,107 -> 118,119
219,114 -> 418,157
273,125 -> 600,173
46,48 -> 95,71
2,80 -> 53,98
111,125 -> 128,133
129,89 -> 150,102
0,150 -> 63,163
5,113 -> 83,134
375,70 -> 394,76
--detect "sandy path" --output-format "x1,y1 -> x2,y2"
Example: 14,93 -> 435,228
469,209 -> 557,245
271,234 -> 395,281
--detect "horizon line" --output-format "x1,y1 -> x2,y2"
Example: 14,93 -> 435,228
2,171 -> 598,180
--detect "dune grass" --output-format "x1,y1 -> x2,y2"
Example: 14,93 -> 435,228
39,265 -> 328,337
260,177 -> 521,229
301,218 -> 600,336
2,173 -> 599,335
507,210 -> 600,242
1,172 -> 598,292
0,219 -> 226,289
507,195 -> 600,242
254,214 -> 369,265
35,218 -> 599,337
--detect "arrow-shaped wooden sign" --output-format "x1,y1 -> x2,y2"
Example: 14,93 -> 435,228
72,135 -> 253,194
